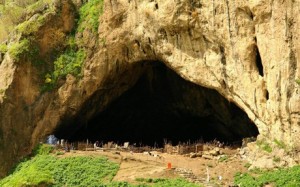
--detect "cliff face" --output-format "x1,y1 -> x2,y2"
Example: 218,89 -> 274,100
0,0 -> 299,177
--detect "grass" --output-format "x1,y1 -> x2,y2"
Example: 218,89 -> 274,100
256,140 -> 272,153
234,165 -> 300,187
0,144 -> 120,187
274,139 -> 286,150
218,155 -> 228,162
0,144 -> 201,187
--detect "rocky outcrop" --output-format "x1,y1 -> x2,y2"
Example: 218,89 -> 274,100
0,0 -> 299,177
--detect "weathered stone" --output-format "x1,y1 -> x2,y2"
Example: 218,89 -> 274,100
190,152 -> 197,158
202,155 -> 214,160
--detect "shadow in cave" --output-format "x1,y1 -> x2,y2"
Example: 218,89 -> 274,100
54,62 -> 259,147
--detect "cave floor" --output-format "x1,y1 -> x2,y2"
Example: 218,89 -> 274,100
57,146 -> 248,186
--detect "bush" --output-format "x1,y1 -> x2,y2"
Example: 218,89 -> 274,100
0,43 -> 7,53
16,14 -> 45,35
78,0 -> 104,33
296,79 -> 300,85
44,47 -> 86,90
32,143 -> 54,155
8,39 -> 30,60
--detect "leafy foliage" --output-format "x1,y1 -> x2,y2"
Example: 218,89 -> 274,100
0,0 -> 52,42
8,39 -> 30,60
0,43 -> 7,53
234,166 -> 300,187
32,143 -> 54,155
43,46 -> 86,91
78,0 -> 104,33
16,14 -> 45,35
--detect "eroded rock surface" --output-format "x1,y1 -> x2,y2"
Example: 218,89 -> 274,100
0,0 -> 299,177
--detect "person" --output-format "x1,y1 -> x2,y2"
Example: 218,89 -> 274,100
94,141 -> 99,151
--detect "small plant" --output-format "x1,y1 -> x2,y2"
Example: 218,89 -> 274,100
8,39 -> 30,60
244,163 -> 251,168
256,140 -> 272,153
273,157 -> 281,163
262,143 -> 272,153
274,139 -> 286,150
296,78 -> 300,85
16,14 -> 45,35
218,155 -> 228,162
0,43 -> 7,53
55,151 -> 64,155
78,0 -> 104,33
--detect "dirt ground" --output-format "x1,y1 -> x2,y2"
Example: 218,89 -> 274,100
60,146 -> 248,187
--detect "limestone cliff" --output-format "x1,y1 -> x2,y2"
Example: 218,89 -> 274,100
0,0 -> 299,177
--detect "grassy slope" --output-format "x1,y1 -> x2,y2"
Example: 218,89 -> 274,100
0,144 -> 200,187
234,166 -> 300,187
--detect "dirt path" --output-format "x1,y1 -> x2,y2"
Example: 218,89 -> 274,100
59,147 -> 248,186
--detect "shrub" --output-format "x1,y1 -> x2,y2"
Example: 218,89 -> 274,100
78,0 -> 104,33
8,39 -> 30,60
32,143 -> 54,155
16,14 -> 45,35
0,43 -> 7,53
296,79 -> 300,85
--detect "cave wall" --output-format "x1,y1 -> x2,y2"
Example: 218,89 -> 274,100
0,0 -> 299,177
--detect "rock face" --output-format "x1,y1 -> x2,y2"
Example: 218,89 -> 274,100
0,0 -> 299,177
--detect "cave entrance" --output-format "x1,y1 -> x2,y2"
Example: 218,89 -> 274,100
54,62 -> 258,147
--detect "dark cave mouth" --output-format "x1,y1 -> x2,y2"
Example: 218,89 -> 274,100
54,62 -> 259,147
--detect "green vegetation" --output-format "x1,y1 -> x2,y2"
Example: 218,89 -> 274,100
0,145 -> 119,187
256,140 -> 272,153
218,155 -> 228,162
78,0 -> 104,33
296,78 -> 300,85
8,39 -> 30,60
134,178 -> 201,187
43,41 -> 86,91
234,165 -> 300,187
273,157 -> 281,163
274,139 -> 286,150
244,163 -> 251,169
0,0 -> 50,42
0,144 -> 200,187
16,15 -> 45,35
0,43 -> 7,53
43,0 -> 104,91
